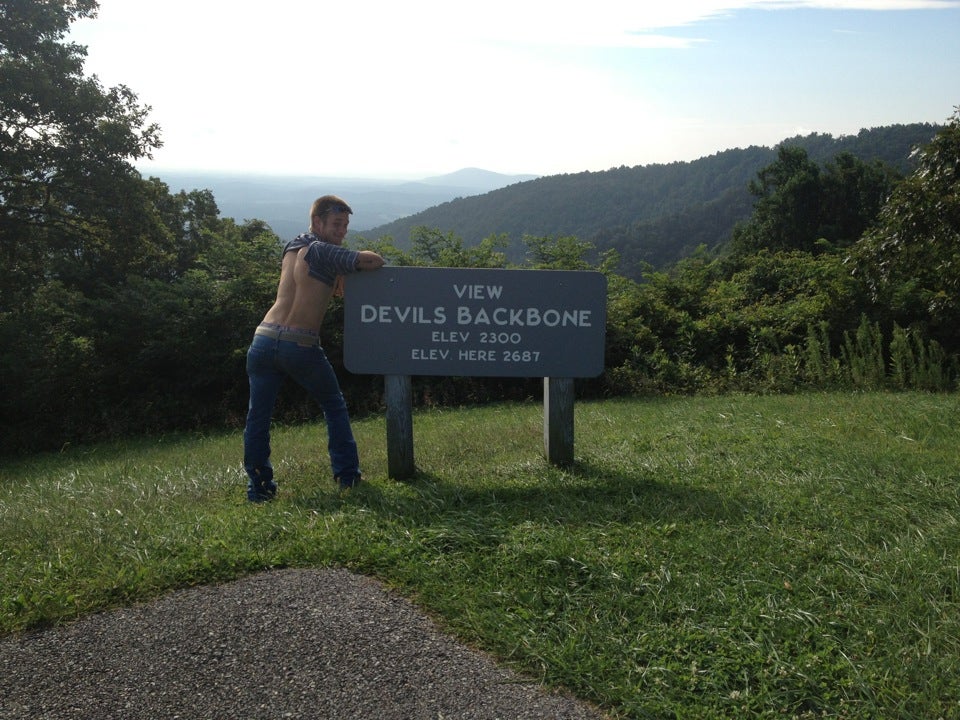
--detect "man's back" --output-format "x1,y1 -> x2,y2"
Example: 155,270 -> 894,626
262,246 -> 336,333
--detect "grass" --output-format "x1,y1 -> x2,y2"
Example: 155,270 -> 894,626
2,391 -> 959,719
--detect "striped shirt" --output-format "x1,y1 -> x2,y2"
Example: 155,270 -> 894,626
282,232 -> 360,288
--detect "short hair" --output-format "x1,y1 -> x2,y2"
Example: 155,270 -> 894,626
310,195 -> 353,222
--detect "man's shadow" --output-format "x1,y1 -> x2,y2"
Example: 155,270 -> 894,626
293,456 -> 756,543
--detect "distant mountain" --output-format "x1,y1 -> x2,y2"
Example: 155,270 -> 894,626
357,123 -> 941,274
143,168 -> 539,240
418,167 -> 538,188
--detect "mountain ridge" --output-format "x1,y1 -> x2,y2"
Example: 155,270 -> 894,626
357,123 -> 942,274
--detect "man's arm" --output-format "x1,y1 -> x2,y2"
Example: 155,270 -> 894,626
303,242 -> 383,286
355,250 -> 385,271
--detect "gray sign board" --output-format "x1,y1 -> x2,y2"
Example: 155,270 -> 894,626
344,267 -> 606,378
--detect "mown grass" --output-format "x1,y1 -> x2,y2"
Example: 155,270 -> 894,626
2,392 -> 958,719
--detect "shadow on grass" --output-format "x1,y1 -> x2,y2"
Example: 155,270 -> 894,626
292,457 -> 756,534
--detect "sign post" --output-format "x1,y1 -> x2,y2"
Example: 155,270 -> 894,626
544,377 -> 575,467
384,374 -> 415,479
345,267 -> 606,478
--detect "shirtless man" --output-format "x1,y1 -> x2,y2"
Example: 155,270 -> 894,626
243,195 -> 385,501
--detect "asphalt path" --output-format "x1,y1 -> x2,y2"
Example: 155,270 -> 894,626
0,568 -> 609,719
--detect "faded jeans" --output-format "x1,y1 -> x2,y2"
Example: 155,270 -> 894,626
243,333 -> 360,495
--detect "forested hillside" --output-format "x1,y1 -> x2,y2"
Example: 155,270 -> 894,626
361,124 -> 940,276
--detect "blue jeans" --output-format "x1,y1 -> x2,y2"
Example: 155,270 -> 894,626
243,333 -> 360,498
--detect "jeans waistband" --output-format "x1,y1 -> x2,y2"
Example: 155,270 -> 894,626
254,323 -> 320,347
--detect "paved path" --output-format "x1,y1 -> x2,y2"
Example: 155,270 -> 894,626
0,568 -> 609,719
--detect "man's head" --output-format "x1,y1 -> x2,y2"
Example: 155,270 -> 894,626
310,195 -> 353,245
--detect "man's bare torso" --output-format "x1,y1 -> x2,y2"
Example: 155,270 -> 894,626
261,247 -> 335,334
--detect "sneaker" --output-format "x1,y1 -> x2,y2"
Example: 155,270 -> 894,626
335,473 -> 362,490
247,470 -> 277,502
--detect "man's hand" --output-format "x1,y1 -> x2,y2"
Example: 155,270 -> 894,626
356,251 -> 386,271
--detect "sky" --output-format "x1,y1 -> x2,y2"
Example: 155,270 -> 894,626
67,0 -> 960,179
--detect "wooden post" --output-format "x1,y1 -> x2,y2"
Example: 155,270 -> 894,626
543,377 -> 575,467
385,374 -> 415,480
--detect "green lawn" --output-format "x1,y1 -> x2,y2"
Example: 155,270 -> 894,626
2,392 -> 958,719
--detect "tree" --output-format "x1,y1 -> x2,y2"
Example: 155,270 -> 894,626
850,108 -> 960,348
408,226 -> 508,268
0,1 -> 276,452
737,145 -> 823,255
817,152 -> 899,247
524,233 -> 615,271
0,0 -> 162,309
729,146 -> 899,261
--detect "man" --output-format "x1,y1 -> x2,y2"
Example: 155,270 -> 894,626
243,195 -> 385,501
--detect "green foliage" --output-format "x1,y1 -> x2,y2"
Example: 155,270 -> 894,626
889,323 -> 952,392
730,147 -> 899,259
0,280 -> 97,446
738,146 -> 824,254
0,4 -> 289,452
0,214 -> 282,452
801,321 -> 842,387
523,233 -> 617,271
598,187 -> 752,278
849,107 -> 960,344
1,0 -> 162,309
409,226 -> 509,268
841,315 -> 887,390
600,120 -> 959,396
